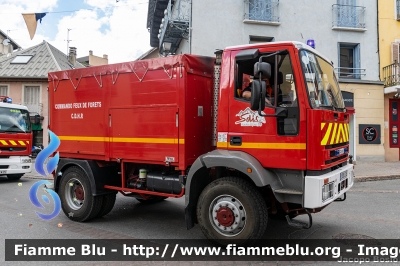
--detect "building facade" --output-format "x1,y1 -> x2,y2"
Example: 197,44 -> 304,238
0,41 -> 85,148
380,0 -> 400,161
147,0 -> 384,162
77,50 -> 109,67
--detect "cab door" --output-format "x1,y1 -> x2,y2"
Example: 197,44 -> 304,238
227,47 -> 306,170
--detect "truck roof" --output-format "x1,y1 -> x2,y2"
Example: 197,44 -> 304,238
48,54 -> 214,82
224,41 -> 332,65
0,102 -> 29,110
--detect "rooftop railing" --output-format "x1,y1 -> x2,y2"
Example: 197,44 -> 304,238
332,4 -> 366,29
244,0 -> 280,23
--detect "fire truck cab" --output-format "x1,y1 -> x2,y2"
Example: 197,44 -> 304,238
0,96 -> 33,180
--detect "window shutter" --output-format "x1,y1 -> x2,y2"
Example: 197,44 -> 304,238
397,0 -> 400,20
391,42 -> 400,64
0,85 -> 8,96
23,86 -> 41,114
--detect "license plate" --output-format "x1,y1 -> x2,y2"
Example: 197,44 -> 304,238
0,170 -> 6,174
340,171 -> 348,181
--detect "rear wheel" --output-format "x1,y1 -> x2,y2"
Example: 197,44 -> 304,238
59,166 -> 103,222
197,176 -> 268,245
96,193 -> 117,218
7,174 -> 23,180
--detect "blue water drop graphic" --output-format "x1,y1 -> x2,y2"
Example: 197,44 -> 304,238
42,195 -> 49,204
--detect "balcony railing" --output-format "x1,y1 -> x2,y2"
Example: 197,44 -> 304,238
158,0 -> 190,55
383,62 -> 400,88
244,0 -> 280,23
335,67 -> 365,79
332,4 -> 366,29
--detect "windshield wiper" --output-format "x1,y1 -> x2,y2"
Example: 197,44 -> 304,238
3,125 -> 26,133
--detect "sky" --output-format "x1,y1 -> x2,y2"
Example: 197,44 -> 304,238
0,0 -> 152,64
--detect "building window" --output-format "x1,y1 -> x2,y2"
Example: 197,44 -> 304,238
0,85 -> 8,96
23,86 -> 42,114
332,0 -> 365,29
338,43 -> 362,79
245,0 -> 279,23
249,35 -> 274,44
11,55 -> 34,64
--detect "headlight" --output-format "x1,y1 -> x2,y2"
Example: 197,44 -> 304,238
21,158 -> 32,163
322,182 -> 334,202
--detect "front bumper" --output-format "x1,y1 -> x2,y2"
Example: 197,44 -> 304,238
304,163 -> 354,208
0,156 -> 32,175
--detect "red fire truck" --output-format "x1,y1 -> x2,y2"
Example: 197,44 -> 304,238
0,96 -> 33,180
48,42 -> 353,244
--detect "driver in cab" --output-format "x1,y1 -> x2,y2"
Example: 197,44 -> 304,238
241,76 -> 273,105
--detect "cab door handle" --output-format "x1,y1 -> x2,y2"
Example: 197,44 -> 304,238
230,136 -> 242,146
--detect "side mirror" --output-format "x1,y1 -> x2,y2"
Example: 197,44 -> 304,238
34,115 -> 41,125
254,62 -> 271,79
250,80 -> 261,110
250,80 -> 266,111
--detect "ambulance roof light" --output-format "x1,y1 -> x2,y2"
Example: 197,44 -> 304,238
0,96 -> 12,103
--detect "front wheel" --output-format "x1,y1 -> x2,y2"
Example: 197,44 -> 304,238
59,166 -> 103,222
196,177 -> 268,246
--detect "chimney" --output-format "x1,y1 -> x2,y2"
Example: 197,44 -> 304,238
103,54 -> 108,59
89,50 -> 93,56
68,47 -> 77,66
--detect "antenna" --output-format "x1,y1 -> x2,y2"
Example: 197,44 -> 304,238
66,28 -> 73,56
3,29 -> 16,56
4,29 -> 16,45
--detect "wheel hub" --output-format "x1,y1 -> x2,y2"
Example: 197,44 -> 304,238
216,207 -> 234,227
64,178 -> 85,210
75,185 -> 84,200
209,195 -> 246,237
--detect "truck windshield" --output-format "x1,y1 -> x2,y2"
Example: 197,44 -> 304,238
0,107 -> 31,133
300,50 -> 345,110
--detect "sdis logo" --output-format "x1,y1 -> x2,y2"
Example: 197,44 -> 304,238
29,130 -> 61,220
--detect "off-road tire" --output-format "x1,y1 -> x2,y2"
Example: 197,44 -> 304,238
96,192 -> 117,218
59,166 -> 103,222
197,176 -> 268,246
7,174 -> 23,180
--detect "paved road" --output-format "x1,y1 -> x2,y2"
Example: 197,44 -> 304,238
0,176 -> 399,265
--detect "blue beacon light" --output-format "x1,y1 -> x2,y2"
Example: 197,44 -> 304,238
306,39 -> 315,49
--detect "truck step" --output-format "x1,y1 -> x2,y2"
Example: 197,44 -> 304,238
285,209 -> 312,229
274,188 -> 303,195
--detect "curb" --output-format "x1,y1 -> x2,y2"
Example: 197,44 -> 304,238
354,175 -> 400,182
22,175 -> 53,180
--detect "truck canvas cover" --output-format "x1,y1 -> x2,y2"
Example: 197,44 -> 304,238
48,55 -> 214,169
48,55 -> 214,85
